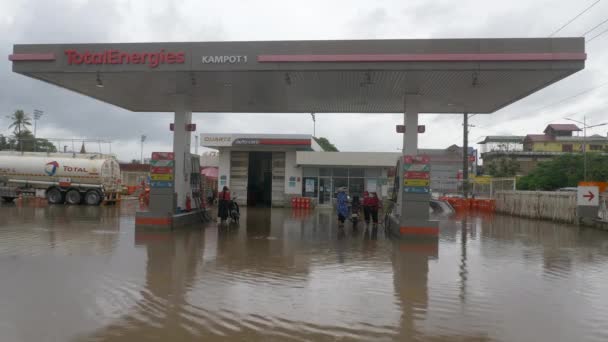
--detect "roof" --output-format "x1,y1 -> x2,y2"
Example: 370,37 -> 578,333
544,124 -> 581,133
10,38 -> 585,114
524,134 -> 554,142
477,135 -> 525,144
119,163 -> 150,172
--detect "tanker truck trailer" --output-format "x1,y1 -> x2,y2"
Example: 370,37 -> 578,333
0,152 -> 121,205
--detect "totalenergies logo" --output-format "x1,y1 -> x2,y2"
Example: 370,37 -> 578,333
45,161 -> 59,176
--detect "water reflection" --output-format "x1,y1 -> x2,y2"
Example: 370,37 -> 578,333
2,203 -> 608,341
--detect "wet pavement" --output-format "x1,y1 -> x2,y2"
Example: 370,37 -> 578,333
2,200 -> 608,341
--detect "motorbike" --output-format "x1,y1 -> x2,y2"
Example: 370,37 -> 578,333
350,204 -> 360,229
229,196 -> 240,224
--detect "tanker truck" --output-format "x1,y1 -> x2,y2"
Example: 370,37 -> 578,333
0,151 -> 121,205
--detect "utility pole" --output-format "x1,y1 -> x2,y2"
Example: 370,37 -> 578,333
566,116 -> 607,181
140,134 -> 147,163
195,135 -> 199,155
462,113 -> 469,198
311,113 -> 316,137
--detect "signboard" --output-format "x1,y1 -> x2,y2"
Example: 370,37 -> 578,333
396,125 -> 426,133
404,171 -> 430,180
577,186 -> 599,206
150,181 -> 173,188
403,164 -> 430,172
404,187 -> 430,193
200,134 -> 311,147
402,155 -> 431,194
403,155 -> 430,164
150,159 -> 174,167
151,166 -> 173,174
305,178 -> 315,192
404,179 -> 430,187
64,49 -> 186,68
151,152 -> 174,160
151,174 -> 173,181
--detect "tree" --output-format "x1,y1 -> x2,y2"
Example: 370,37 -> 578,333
314,137 -> 339,151
9,131 -> 57,152
486,157 -> 520,177
517,154 -> 608,190
7,110 -> 32,135
0,134 -> 9,150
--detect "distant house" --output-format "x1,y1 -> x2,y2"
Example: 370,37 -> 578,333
480,124 -> 608,175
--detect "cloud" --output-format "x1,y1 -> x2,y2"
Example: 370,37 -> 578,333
1,0 -> 607,162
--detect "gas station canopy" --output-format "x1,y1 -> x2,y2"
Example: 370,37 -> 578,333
10,38 -> 585,113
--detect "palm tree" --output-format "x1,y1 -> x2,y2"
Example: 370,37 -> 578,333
7,110 -> 32,135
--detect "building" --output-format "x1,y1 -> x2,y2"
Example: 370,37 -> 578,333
9,37 -> 585,231
480,124 -> 608,175
524,124 -> 607,153
202,133 -> 476,207
119,163 -> 150,187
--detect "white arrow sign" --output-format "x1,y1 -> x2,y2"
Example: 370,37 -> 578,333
577,186 -> 599,206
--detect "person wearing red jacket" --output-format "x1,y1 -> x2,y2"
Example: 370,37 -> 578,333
217,186 -> 231,223
367,192 -> 381,225
362,191 -> 371,224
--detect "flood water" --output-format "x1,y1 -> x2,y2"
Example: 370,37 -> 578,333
2,201 -> 608,341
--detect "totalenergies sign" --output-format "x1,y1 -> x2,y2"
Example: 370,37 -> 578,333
64,49 -> 185,68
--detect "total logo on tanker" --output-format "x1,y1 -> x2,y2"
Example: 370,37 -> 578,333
45,161 -> 91,176
44,161 -> 59,176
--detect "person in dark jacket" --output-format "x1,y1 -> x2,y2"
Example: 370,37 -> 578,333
362,191 -> 371,225
217,186 -> 230,223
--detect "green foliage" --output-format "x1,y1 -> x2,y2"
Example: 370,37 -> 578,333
517,154 -> 608,190
0,135 -> 9,150
313,137 -> 339,152
3,131 -> 57,152
7,110 -> 32,135
3,109 -> 56,152
486,157 -> 520,177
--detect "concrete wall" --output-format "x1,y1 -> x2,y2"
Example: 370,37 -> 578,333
495,191 -> 577,224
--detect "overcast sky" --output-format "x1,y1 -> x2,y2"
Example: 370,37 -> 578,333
1,0 -> 607,161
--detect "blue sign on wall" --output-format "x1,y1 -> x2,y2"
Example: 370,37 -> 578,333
151,181 -> 174,188
404,186 -> 430,193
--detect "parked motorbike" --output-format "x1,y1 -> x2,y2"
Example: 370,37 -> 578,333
229,196 -> 240,224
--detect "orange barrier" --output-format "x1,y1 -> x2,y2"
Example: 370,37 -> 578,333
439,197 -> 496,213
291,197 -> 313,209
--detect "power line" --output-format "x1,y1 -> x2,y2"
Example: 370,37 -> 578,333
549,0 -> 602,37
528,80 -> 608,114
582,17 -> 608,36
587,26 -> 608,42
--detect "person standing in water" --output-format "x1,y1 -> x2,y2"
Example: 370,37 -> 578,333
336,187 -> 349,227
368,192 -> 381,225
217,186 -> 230,223
362,191 -> 371,225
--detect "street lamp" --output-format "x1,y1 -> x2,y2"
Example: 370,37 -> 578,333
140,134 -> 147,164
33,109 -> 43,151
310,113 -> 316,137
565,116 -> 608,181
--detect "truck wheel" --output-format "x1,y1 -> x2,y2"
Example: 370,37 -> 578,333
1,197 -> 16,203
47,188 -> 64,204
65,189 -> 82,205
84,190 -> 102,206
